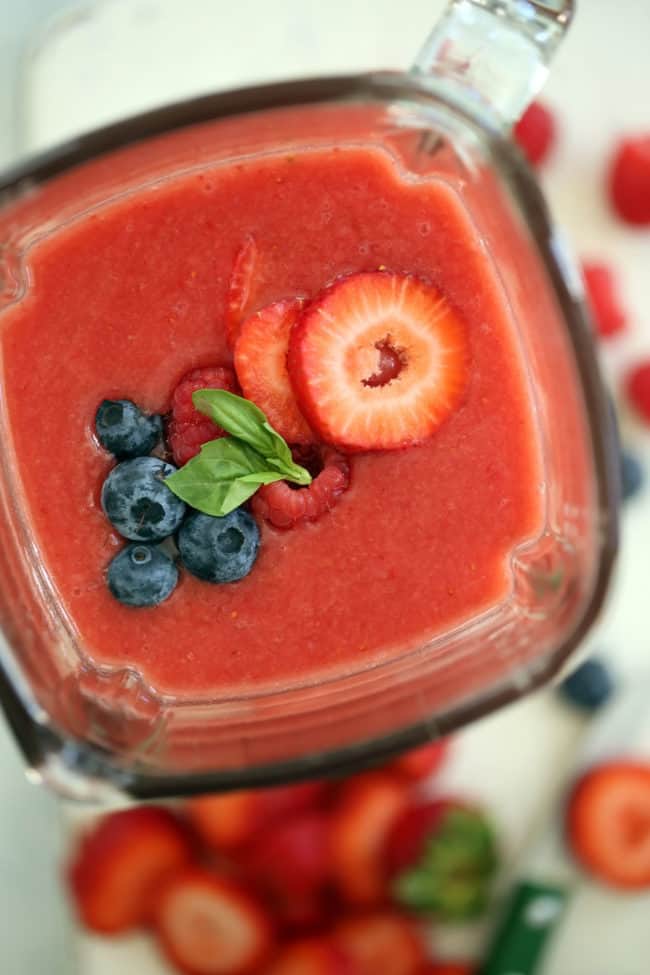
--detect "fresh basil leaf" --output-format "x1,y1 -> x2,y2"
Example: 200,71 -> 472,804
192,388 -> 312,485
165,436 -> 285,516
193,389 -> 278,457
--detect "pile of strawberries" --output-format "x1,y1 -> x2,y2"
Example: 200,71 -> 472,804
66,739 -> 493,975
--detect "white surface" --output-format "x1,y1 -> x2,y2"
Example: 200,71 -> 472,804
1,0 -> 650,973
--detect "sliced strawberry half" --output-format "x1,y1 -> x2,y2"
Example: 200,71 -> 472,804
566,761 -> 650,889
226,236 -> 259,348
288,272 -> 469,452
186,781 -> 329,852
67,806 -> 195,935
608,134 -> 650,226
333,913 -> 427,975
388,739 -> 451,782
265,938 -> 360,975
154,867 -> 274,975
329,772 -> 408,907
234,297 -> 314,444
582,261 -> 627,339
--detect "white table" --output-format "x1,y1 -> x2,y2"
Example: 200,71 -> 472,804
1,1 -> 649,972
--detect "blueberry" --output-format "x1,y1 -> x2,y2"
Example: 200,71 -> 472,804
107,544 -> 178,607
559,657 -> 615,712
95,399 -> 162,459
620,448 -> 644,502
101,457 -> 186,541
178,509 -> 260,583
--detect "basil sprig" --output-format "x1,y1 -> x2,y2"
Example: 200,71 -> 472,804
165,389 -> 312,516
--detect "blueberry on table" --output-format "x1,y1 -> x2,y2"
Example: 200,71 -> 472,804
107,544 -> 178,607
178,509 -> 260,583
620,448 -> 644,502
95,399 -> 162,459
559,657 -> 615,712
101,457 -> 186,542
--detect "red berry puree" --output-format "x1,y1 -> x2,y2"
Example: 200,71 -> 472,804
0,104 -> 544,697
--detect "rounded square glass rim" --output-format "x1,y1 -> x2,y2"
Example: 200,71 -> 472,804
0,72 -> 619,798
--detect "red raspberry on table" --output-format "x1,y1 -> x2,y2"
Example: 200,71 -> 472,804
513,100 -> 556,167
168,365 -> 237,466
251,447 -> 350,529
582,261 -> 627,339
609,135 -> 650,225
625,360 -> 650,424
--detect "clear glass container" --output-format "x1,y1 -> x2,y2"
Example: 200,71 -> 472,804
0,1 -> 619,800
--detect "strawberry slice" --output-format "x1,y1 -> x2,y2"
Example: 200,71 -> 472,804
329,772 -> 408,907
287,272 -> 469,452
234,297 -> 314,444
608,134 -> 650,226
388,740 -> 451,782
154,867 -> 274,975
67,806 -> 194,934
186,781 -> 329,852
226,236 -> 259,348
567,761 -> 650,889
333,913 -> 427,975
265,939 -> 360,975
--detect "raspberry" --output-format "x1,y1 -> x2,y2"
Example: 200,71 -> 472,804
625,360 -> 650,424
582,261 -> 627,339
252,447 -> 350,529
513,101 -> 556,167
609,135 -> 650,225
168,365 -> 237,465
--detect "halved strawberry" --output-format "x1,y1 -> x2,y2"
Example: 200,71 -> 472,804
329,772 -> 408,907
333,913 -> 427,975
265,938 -> 360,975
154,867 -> 274,975
226,236 -> 259,347
388,740 -> 451,782
287,272 -> 469,452
234,297 -> 314,444
67,806 -> 195,934
186,781 -> 329,852
566,761 -> 650,889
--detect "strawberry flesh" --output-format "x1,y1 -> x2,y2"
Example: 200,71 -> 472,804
567,762 -> 650,889
288,272 -> 469,452
513,101 -> 556,167
154,867 -> 274,975
234,297 -> 314,444
329,772 -> 408,907
333,913 -> 427,975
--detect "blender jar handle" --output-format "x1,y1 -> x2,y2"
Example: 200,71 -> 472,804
412,0 -> 574,128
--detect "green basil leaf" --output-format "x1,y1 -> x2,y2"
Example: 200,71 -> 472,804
165,436 -> 285,516
193,389 -> 278,457
192,388 -> 312,486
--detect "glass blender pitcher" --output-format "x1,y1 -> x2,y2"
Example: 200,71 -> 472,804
0,0 -> 619,801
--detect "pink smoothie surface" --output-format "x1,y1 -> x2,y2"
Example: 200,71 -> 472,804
0,105 -> 544,698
